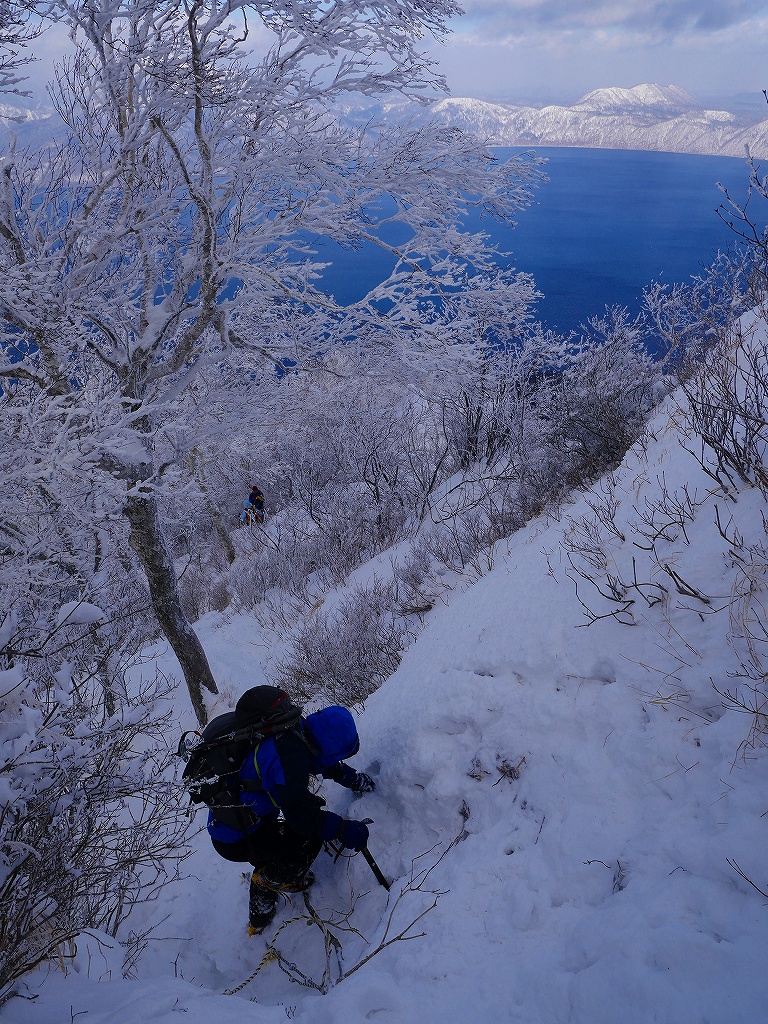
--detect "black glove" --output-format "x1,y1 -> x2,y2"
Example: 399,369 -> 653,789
337,818 -> 369,851
351,771 -> 376,794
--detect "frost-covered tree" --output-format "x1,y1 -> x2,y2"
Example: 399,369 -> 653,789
0,0 -> 542,723
0,653 -> 192,1004
0,0 -> 42,94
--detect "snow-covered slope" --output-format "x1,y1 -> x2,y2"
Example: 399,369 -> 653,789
376,84 -> 768,158
4,328 -> 768,1023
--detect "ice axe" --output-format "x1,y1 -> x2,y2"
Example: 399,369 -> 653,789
360,848 -> 391,892
329,818 -> 391,891
358,818 -> 391,891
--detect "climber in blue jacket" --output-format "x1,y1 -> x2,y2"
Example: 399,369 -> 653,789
207,686 -> 376,934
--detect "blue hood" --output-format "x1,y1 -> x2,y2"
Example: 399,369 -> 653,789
305,706 -> 359,768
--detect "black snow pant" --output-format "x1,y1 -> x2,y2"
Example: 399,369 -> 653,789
211,819 -> 322,928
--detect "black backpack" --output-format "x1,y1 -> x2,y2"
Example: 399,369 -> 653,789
177,700 -> 303,831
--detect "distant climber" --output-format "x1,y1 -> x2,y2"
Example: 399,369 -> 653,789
240,484 -> 265,524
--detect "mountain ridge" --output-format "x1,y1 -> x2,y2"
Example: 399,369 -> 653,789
363,83 -> 768,158
3,84 -> 767,158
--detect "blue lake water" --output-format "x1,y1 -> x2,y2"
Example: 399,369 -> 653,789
312,147 -> 763,334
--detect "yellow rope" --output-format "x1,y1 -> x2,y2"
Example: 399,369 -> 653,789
222,911 -> 304,996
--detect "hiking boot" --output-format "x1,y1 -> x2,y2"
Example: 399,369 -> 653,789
278,870 -> 315,894
247,913 -> 274,937
248,873 -> 278,934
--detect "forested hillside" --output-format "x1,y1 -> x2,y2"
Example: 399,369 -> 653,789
4,298 -> 768,1024
2,1 -> 768,1021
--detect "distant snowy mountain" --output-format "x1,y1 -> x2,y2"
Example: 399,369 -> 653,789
4,84 -> 766,159
0,99 -> 62,149
574,84 -> 698,116
365,84 -> 768,159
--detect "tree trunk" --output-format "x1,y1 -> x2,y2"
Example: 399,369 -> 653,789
189,451 -> 236,565
125,491 -> 217,725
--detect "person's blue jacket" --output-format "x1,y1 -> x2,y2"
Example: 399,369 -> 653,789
207,705 -> 363,844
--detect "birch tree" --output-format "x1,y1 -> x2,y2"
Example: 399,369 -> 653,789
0,0 -> 542,723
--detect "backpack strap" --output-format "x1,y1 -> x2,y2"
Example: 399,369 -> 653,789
294,721 -> 321,758
240,739 -> 280,808
238,722 -> 320,805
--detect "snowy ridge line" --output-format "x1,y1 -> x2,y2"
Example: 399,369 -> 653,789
6,84 -> 768,159
336,83 -> 768,158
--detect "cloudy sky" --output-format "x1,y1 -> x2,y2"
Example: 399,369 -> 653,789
431,0 -> 768,103
22,1 -> 768,108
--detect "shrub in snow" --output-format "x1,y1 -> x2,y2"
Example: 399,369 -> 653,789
721,533 -> 768,755
0,664 -> 191,1003
676,316 -> 768,499
643,249 -> 753,378
270,579 -> 411,707
548,308 -> 664,487
390,536 -> 444,617
423,509 -> 499,579
556,297 -> 768,756
677,311 -> 768,753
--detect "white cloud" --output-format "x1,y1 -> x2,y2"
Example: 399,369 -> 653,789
434,2 -> 768,102
19,22 -> 75,102
455,0 -> 767,38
